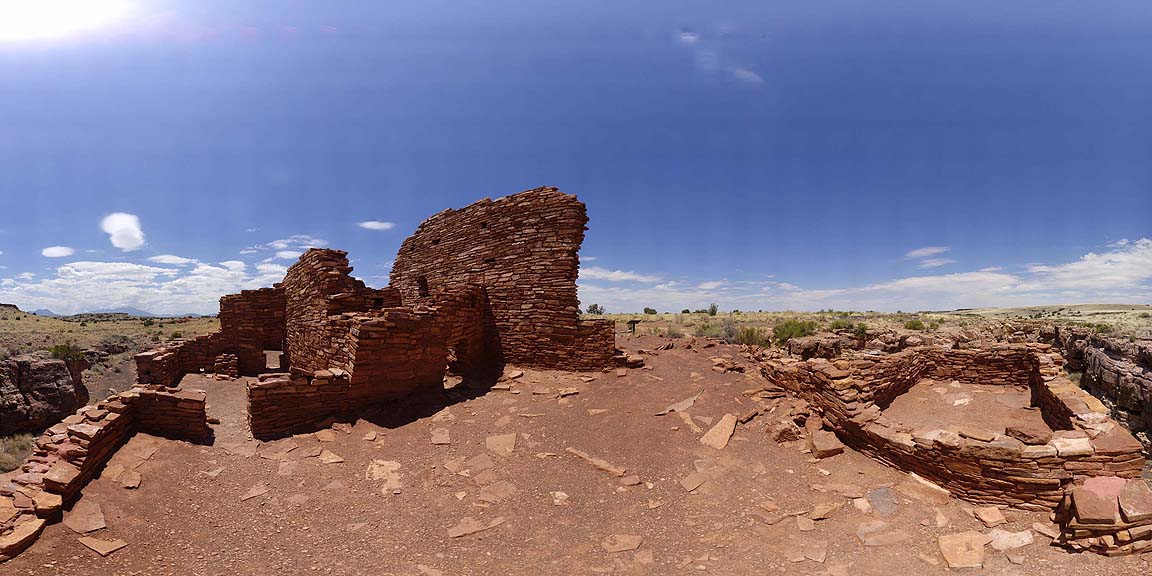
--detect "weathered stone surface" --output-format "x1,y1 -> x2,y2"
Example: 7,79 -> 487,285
809,431 -> 845,459
938,531 -> 992,569
1072,486 -> 1118,525
1118,480 -> 1152,523
699,414 -> 738,449
1005,421 -> 1053,445
0,356 -> 89,436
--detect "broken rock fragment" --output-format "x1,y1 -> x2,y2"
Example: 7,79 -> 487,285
602,534 -> 643,553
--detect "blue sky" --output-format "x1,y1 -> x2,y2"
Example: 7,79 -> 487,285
0,0 -> 1149,315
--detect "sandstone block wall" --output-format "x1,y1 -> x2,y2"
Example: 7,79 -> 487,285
390,187 -> 610,371
0,386 -> 208,558
1045,326 -> 1152,438
219,286 -> 286,375
247,372 -> 351,439
761,344 -> 1144,511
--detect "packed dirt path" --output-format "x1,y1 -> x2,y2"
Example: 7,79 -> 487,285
5,336 -> 1152,575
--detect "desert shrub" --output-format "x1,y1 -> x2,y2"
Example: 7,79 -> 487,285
773,319 -> 817,343
1093,323 -> 1114,334
666,326 -> 684,339
170,331 -> 183,339
904,319 -> 926,331
585,304 -> 605,315
0,434 -> 35,472
734,326 -> 770,347
694,321 -> 720,338
719,317 -> 740,342
681,309 -> 691,314
854,323 -> 869,340
142,318 -> 154,327
49,342 -> 85,360
707,303 -> 719,317
151,334 -> 161,342
643,307 -> 657,315
1140,312 -> 1150,319
828,319 -> 853,331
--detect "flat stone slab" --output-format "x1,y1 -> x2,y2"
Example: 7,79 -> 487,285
1119,481 -> 1152,523
809,431 -> 845,459
1005,422 -> 1052,445
856,520 -> 910,546
78,536 -> 128,557
939,531 -> 992,569
63,500 -> 106,534
699,414 -> 738,450
485,433 -> 517,457
974,506 -> 1006,528
1072,486 -> 1118,525
989,528 -> 1034,551
0,517 -> 45,556
1052,437 -> 1094,457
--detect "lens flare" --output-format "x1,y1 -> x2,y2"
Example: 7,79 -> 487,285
0,0 -> 134,43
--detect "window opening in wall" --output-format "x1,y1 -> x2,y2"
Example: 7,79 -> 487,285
417,276 -> 430,297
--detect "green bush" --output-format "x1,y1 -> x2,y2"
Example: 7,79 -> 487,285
49,342 -> 85,360
585,304 -> 605,315
170,331 -> 183,339
828,319 -> 853,331
904,319 -> 925,331
142,318 -> 154,327
854,323 -> 869,340
666,326 -> 684,339
773,319 -> 817,344
643,307 -> 657,315
707,303 -> 719,316
1140,312 -> 1150,319
693,321 -> 720,338
681,309 -> 691,314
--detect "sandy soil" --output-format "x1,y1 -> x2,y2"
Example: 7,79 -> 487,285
883,379 -> 1048,435
3,335 -> 1152,575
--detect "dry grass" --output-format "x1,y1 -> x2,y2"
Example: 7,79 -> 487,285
0,433 -> 35,472
0,310 -> 219,359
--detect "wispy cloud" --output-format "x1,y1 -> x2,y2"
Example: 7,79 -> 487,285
579,266 -> 661,283
674,27 -> 764,87
147,254 -> 197,265
101,212 -> 145,252
918,257 -> 957,269
41,246 -> 75,258
274,250 -> 303,260
697,280 -> 726,290
357,220 -> 395,231
905,246 -> 950,259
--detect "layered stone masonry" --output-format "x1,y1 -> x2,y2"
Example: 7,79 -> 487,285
760,344 -> 1144,514
390,187 -> 613,371
1055,476 -> 1152,556
0,385 -> 209,560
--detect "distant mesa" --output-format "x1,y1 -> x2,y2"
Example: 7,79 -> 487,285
32,309 -> 60,317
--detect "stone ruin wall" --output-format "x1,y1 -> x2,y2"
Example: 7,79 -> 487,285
219,286 -> 286,375
761,344 -> 1144,513
0,385 -> 209,558
390,187 -> 613,371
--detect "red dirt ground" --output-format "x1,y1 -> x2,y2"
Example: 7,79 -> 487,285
3,335 -> 1151,575
883,379 -> 1050,435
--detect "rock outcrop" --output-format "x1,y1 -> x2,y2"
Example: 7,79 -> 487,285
0,357 -> 90,436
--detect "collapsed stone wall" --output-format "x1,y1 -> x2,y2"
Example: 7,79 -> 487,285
0,385 -> 209,559
390,187 -> 613,371
136,334 -> 229,387
0,357 -> 90,436
761,344 -> 1144,512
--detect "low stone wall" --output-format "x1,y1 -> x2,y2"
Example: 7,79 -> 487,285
1044,326 -> 1152,437
135,334 -> 228,387
0,385 -> 209,560
1055,476 -> 1152,556
247,372 -> 351,439
761,344 -> 1144,511
568,319 -> 616,371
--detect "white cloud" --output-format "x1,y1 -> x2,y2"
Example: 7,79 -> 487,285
918,258 -> 957,269
357,221 -> 396,231
219,260 -> 246,272
580,266 -> 661,283
578,238 -> 1152,313
728,67 -> 764,85
15,272 -> 34,280
274,250 -> 303,260
42,246 -> 75,258
905,246 -> 950,259
147,254 -> 197,265
675,28 -> 763,89
582,256 -> 598,262
100,212 -> 145,251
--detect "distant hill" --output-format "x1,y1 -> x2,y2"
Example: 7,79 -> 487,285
32,309 -> 60,317
85,307 -> 160,317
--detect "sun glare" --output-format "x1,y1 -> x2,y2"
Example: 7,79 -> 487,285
0,0 -> 134,43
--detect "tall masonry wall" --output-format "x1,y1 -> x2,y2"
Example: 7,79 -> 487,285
390,187 -> 613,371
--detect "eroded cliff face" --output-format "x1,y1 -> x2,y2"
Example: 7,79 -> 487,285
0,356 -> 90,436
1044,326 -> 1152,440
